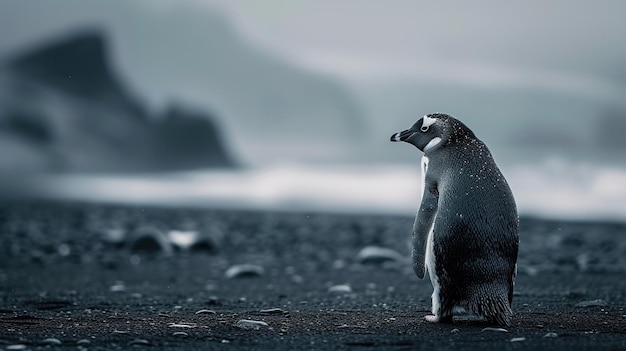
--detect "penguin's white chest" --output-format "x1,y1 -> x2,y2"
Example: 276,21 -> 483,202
421,155 -> 441,314
425,223 -> 440,314
420,155 -> 434,271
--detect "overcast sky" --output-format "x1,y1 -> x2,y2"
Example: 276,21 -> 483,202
3,0 -> 626,97
2,0 -> 626,164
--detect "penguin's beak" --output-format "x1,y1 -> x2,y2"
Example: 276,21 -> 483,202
390,129 -> 415,142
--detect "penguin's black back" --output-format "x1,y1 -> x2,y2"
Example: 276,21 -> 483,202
428,134 -> 518,306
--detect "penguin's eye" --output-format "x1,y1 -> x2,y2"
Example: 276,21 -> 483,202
420,126 -> 429,132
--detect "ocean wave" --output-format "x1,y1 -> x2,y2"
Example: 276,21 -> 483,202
30,160 -> 626,221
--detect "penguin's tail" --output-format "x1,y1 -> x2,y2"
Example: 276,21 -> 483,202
487,304 -> 513,327
465,285 -> 513,327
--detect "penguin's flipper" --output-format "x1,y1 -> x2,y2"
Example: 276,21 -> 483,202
412,178 -> 439,279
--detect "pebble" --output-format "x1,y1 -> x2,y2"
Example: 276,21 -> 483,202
207,296 -> 220,305
77,339 -> 91,345
575,299 -> 608,307
172,331 -> 189,337
225,264 -> 265,279
260,308 -> 288,315
110,282 -> 126,292
481,327 -> 508,332
236,319 -> 269,330
328,284 -> 352,293
128,339 -> 150,346
6,345 -> 27,351
510,337 -> 526,342
57,243 -> 71,257
576,253 -> 590,272
127,227 -> 173,255
42,338 -> 62,345
195,309 -> 217,315
451,328 -> 460,333
129,255 -> 141,265
543,332 -> 559,338
101,228 -> 127,244
190,236 -> 220,252
169,323 -> 197,328
356,246 -> 404,265
333,259 -> 346,269
167,230 -> 198,250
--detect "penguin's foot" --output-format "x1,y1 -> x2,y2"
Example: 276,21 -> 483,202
425,314 -> 452,323
425,315 -> 438,323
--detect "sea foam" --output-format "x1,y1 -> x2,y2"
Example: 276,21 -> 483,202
34,159 -> 626,221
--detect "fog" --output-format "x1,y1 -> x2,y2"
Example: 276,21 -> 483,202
1,1 -> 625,220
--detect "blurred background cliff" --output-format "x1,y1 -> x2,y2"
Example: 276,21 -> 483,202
1,0 -> 625,220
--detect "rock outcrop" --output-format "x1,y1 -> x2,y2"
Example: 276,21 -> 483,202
0,30 -> 236,173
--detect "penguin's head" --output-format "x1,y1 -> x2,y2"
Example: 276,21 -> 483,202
390,113 -> 475,153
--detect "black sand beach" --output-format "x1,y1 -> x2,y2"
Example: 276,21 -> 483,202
1,201 -> 625,350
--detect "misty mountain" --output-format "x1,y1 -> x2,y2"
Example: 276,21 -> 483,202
89,8 -> 369,164
0,30 -> 236,173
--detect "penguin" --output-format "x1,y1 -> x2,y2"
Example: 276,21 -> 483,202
390,113 -> 519,326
